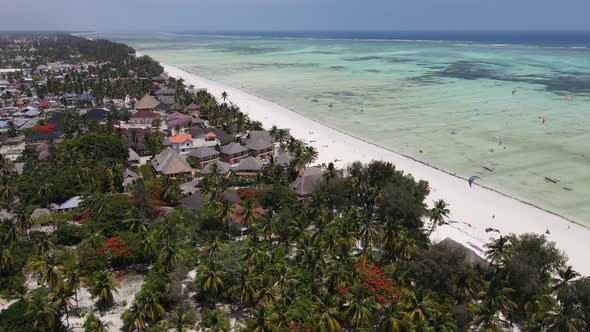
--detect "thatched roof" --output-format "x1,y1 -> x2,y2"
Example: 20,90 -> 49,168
135,94 -> 160,110
151,147 -> 192,175
237,156 -> 264,172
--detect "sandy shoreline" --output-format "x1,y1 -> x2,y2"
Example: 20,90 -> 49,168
161,62 -> 590,275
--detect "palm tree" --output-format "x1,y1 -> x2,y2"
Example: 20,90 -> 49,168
276,129 -> 288,149
427,199 -> 450,236
35,233 -> 55,256
37,182 -> 54,207
89,271 -> 118,308
0,246 -> 13,275
470,301 -> 507,332
403,289 -> 435,326
551,266 -> 580,293
124,214 -> 149,233
49,280 -> 75,326
202,236 -> 226,259
229,268 -> 259,307
1,218 -> 21,244
542,302 -> 586,332
0,176 -> 16,210
83,311 -> 112,332
122,303 -> 147,332
323,162 -> 338,183
241,198 -> 260,227
316,300 -> 343,332
65,268 -> 83,308
248,304 -> 279,332
30,254 -> 62,289
217,200 -> 235,237
378,304 -> 411,332
136,288 -> 165,321
221,91 -> 228,103
26,293 -> 60,331
485,236 -> 509,265
170,305 -> 196,332
345,294 -> 377,330
200,309 -> 231,332
259,214 -> 279,243
200,264 -> 226,296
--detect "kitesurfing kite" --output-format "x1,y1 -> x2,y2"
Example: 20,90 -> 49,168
485,227 -> 501,233
468,176 -> 480,187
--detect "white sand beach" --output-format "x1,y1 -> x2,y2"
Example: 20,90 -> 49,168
163,63 -> 590,275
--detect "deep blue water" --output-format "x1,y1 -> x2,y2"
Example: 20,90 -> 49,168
170,31 -> 590,48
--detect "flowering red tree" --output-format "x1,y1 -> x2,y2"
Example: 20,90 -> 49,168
354,259 -> 401,305
105,237 -> 130,257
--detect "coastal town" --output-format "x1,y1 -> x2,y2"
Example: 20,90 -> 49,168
0,33 -> 588,331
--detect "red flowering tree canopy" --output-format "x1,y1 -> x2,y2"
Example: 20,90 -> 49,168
105,237 -> 130,257
32,124 -> 56,133
353,259 -> 402,305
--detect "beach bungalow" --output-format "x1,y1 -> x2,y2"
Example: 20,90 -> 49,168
50,196 -> 83,212
209,128 -> 233,145
290,167 -> 326,198
274,152 -> 293,168
122,168 -> 141,192
201,160 -> 232,177
236,156 -> 264,176
151,147 -> 193,178
130,110 -> 160,125
186,146 -> 220,168
221,142 -> 249,164
245,139 -> 274,160
179,192 -> 208,211
166,112 -> 194,131
185,103 -> 200,117
135,94 -> 161,112
180,179 -> 200,195
128,148 -> 141,165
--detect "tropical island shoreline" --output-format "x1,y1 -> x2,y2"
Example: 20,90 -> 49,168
155,60 -> 590,275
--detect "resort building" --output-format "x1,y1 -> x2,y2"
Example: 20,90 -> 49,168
135,94 -> 161,112
290,167 -> 326,197
166,133 -> 194,154
221,142 -> 249,164
186,146 -> 220,168
245,139 -> 274,160
128,148 -> 141,165
151,147 -> 193,178
130,110 -> 160,125
236,156 -> 264,176
201,160 -> 232,177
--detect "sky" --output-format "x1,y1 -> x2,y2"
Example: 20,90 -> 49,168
2,0 -> 590,32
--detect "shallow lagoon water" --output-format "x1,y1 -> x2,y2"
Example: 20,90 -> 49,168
101,33 -> 590,224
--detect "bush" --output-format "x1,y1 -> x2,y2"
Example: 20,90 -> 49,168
0,301 -> 38,332
55,222 -> 84,246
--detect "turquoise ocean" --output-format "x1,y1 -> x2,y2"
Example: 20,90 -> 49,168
98,32 -> 590,224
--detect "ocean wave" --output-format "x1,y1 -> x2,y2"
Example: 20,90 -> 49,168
158,32 -> 590,50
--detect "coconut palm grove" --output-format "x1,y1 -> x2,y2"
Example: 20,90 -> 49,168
0,33 -> 588,331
